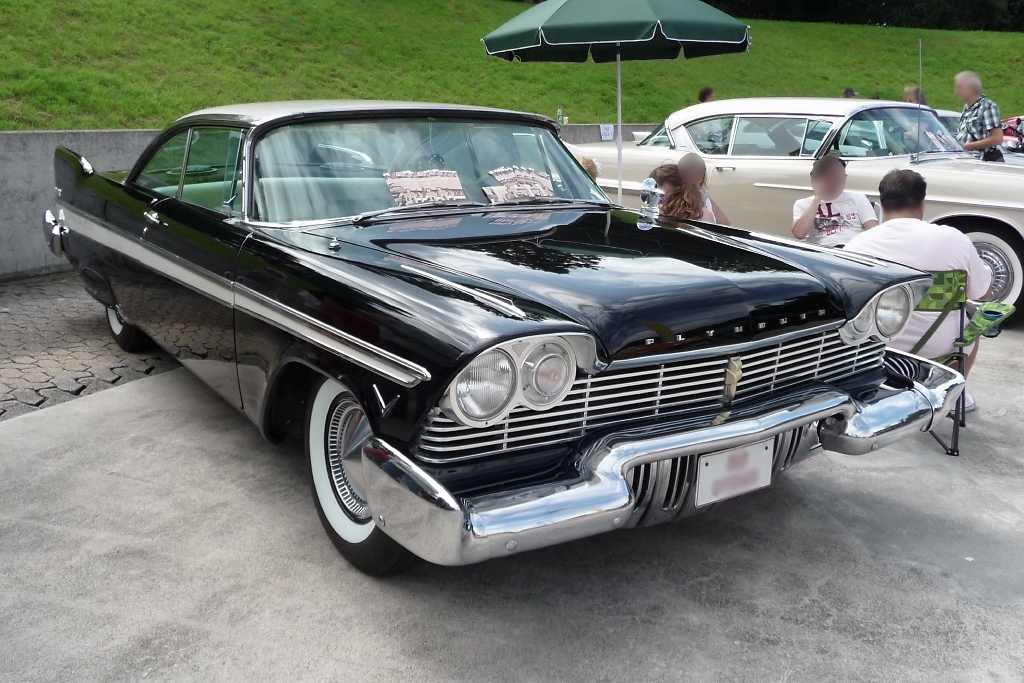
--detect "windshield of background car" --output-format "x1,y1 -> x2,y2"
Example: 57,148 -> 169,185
251,118 -> 607,223
831,107 -> 965,158
637,124 -> 672,147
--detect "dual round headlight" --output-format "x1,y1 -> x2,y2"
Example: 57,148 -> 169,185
875,286 -> 913,338
454,349 -> 517,422
449,338 -> 578,426
840,284 -> 914,344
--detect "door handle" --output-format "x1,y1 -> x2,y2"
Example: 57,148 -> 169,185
714,166 -> 737,172
143,210 -> 160,225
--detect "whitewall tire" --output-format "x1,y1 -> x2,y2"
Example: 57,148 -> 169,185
305,376 -> 418,575
105,305 -> 153,352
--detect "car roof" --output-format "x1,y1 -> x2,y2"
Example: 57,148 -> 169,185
664,97 -> 935,129
176,100 -> 553,127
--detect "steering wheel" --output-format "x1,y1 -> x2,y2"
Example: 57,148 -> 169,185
411,154 -> 446,172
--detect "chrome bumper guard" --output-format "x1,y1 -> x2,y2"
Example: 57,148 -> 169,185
361,349 -> 964,566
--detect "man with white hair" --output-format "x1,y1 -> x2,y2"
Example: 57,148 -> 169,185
954,71 -> 1004,162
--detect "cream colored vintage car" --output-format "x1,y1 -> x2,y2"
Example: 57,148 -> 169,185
567,98 -> 1024,308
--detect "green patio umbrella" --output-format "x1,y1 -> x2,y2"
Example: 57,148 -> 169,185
483,0 -> 750,203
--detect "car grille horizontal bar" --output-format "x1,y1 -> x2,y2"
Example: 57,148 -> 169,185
414,330 -> 885,464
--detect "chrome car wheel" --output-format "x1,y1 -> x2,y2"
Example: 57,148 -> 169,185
967,230 -> 1022,307
325,397 -> 372,522
306,377 -> 418,575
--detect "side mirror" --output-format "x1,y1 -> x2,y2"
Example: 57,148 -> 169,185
639,178 -> 664,220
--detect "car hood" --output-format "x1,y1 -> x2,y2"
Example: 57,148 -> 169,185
850,155 -> 1024,198
295,208 -> 920,359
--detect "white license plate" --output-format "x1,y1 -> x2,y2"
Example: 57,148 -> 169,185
695,439 -> 774,507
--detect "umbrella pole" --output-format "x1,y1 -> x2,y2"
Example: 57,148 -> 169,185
616,45 -> 623,205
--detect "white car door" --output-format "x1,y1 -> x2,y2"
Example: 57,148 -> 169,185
686,116 -> 836,235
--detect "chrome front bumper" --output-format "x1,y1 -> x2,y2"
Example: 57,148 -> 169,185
361,350 -> 964,566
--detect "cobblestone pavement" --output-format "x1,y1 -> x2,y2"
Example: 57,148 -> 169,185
0,272 -> 175,421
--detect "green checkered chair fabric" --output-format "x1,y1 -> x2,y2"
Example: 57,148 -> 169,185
915,270 -> 967,312
910,270 -> 968,357
910,270 -> 969,457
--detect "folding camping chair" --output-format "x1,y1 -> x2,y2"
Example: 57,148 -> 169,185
910,270 -> 1015,457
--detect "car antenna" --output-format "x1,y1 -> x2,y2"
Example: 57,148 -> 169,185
914,39 -> 923,164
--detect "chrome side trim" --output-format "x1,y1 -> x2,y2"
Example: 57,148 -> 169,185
400,264 -> 526,318
233,285 -> 431,388
60,203 -> 234,306
60,202 -> 430,388
608,321 -> 841,369
752,182 -> 813,192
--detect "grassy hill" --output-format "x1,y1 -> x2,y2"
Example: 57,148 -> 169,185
1,0 -> 1021,130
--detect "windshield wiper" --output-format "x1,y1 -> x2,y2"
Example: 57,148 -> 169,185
911,149 -> 972,162
492,196 -> 612,207
352,200 -> 487,226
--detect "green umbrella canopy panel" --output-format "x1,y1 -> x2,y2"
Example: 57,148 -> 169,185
482,0 -> 751,63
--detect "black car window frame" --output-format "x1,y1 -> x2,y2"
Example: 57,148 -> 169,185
132,128 -> 192,198
179,125 -> 248,217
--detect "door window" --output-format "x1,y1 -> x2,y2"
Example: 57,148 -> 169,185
731,117 -> 807,157
136,131 -> 189,195
181,127 -> 245,214
684,117 -> 734,155
801,120 -> 834,156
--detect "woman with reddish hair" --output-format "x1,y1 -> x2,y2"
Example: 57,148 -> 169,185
648,164 -> 712,222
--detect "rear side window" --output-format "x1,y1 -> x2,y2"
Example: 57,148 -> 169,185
136,131 -> 189,195
685,117 -> 733,155
731,117 -> 807,157
181,127 -> 245,214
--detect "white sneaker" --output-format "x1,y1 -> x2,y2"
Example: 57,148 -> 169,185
950,389 -> 974,417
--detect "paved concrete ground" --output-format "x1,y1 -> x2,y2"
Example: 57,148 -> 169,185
0,273 -> 175,421
1,331 -> 1023,682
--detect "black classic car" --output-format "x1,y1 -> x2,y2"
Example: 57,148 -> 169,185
44,101 -> 964,575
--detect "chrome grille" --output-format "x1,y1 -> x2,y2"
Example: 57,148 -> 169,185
416,330 -> 886,463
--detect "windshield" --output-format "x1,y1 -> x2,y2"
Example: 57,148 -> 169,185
831,107 -> 965,158
252,118 -> 607,223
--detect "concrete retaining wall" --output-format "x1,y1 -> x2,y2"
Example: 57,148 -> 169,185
0,124 -> 654,281
0,130 -> 158,281
558,123 -> 657,145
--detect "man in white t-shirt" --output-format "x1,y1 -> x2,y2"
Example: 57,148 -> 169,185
792,155 -> 878,247
845,169 -> 992,409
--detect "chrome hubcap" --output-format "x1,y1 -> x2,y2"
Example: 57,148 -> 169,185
975,242 -> 1014,303
325,398 -> 372,521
